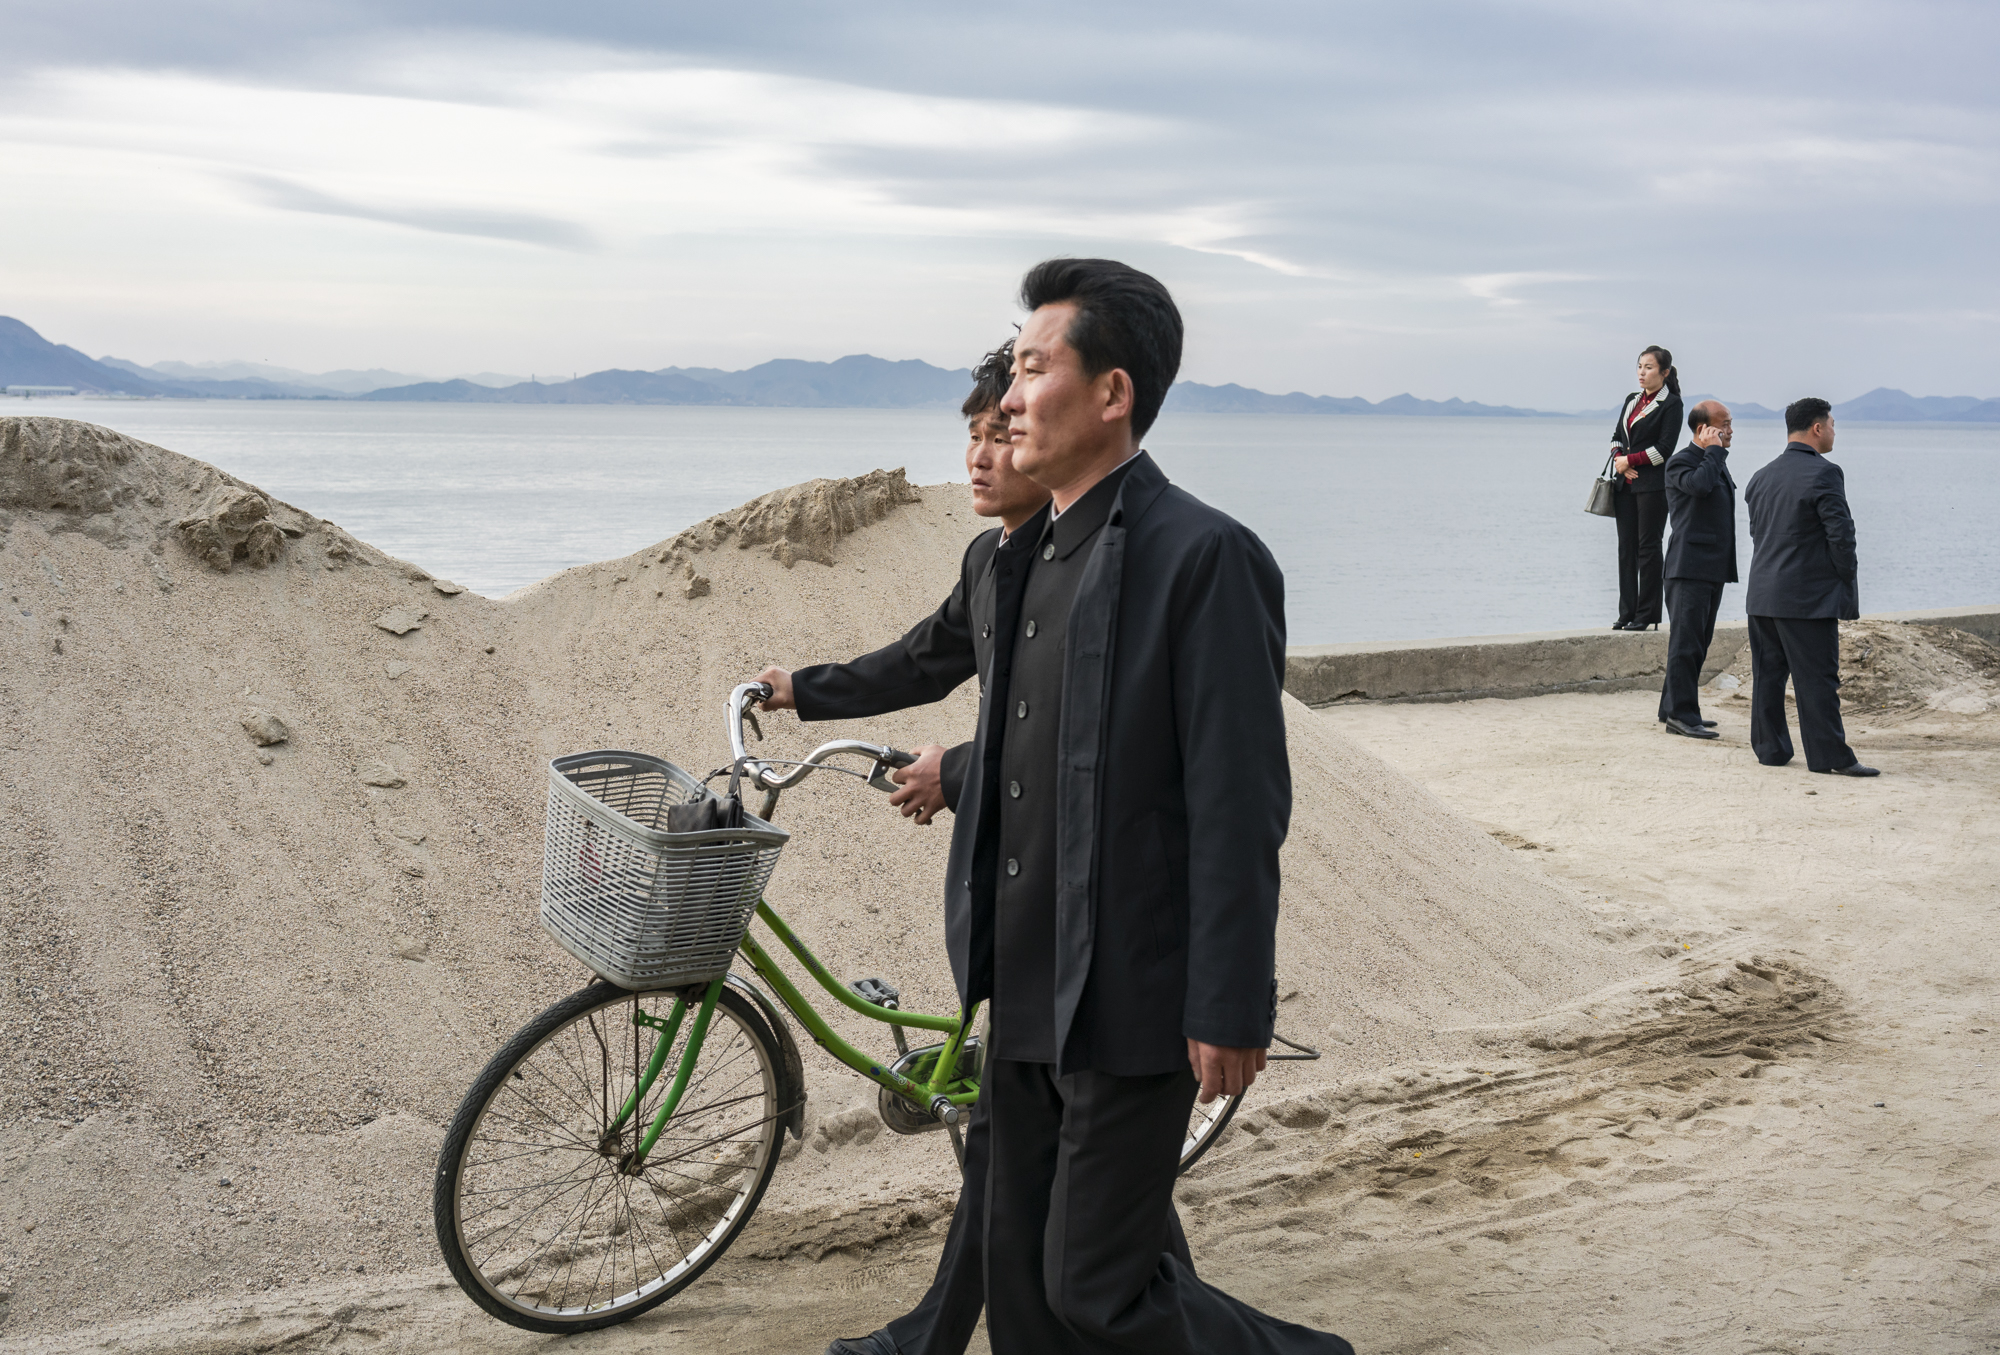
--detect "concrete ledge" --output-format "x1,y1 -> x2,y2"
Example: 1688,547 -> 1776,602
1285,604 -> 2000,706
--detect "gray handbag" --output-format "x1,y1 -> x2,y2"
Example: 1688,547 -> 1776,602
1585,453 -> 1618,516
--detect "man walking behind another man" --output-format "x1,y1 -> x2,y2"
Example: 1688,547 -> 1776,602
1742,397 -> 1878,777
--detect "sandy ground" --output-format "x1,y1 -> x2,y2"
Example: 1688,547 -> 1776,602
9,688 -> 1992,1354
2,417 -> 1993,1352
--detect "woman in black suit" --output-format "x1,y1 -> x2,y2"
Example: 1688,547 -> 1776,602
1607,344 -> 1683,629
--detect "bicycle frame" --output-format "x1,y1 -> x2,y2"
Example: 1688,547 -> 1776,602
595,681 -> 988,1168
598,898 -> 978,1171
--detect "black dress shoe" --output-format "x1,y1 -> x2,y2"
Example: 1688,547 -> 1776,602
1814,763 -> 1880,777
827,1332 -> 901,1355
1664,717 -> 1719,740
1611,621 -> 1630,630
1699,719 -> 1718,727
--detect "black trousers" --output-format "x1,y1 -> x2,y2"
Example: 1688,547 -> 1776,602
1614,488 -> 1668,626
1658,578 -> 1725,725
983,1058 -> 1352,1355
882,1084 -> 991,1355
1748,615 -> 1856,772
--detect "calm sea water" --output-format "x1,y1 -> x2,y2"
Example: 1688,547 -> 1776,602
17,398 -> 1997,645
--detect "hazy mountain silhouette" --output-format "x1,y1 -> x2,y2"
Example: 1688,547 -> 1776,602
9,315 -> 1999,419
1,318 -> 164,394
361,355 -> 974,407
1163,381 -> 1560,417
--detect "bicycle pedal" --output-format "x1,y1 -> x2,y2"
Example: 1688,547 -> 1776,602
849,977 -> 900,1010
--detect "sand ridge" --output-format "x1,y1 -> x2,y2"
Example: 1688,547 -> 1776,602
0,417 -> 1691,1346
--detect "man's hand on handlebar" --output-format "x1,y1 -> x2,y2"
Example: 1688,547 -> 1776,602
752,667 -> 795,711
889,744 -> 948,825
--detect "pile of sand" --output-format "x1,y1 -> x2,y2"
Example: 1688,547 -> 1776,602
0,417 -> 1672,1341
1710,618 -> 2000,716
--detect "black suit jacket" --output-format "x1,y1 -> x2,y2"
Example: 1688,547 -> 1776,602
1663,442 -> 1738,583
1610,390 -> 1683,494
1744,443 -> 1859,619
791,454 -> 1290,1076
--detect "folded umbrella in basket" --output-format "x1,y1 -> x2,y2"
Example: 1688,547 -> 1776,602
666,757 -> 749,834
665,791 -> 745,834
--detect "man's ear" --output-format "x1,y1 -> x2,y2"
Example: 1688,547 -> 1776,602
1100,368 -> 1136,425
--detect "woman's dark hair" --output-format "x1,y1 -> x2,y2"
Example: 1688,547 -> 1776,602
961,339 -> 1015,418
1785,396 -> 1833,433
1639,344 -> 1681,399
1019,258 -> 1183,438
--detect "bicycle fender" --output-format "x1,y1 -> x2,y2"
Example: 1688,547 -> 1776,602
725,973 -> 807,1140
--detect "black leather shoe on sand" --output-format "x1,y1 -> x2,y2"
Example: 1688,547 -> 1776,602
1814,763 -> 1881,777
1664,717 -> 1719,740
1700,719 -> 1718,727
827,1333 -> 901,1355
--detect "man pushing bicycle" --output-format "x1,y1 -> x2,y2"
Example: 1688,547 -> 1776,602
759,260 -> 1353,1355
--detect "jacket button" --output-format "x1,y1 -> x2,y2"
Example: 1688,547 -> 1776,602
1006,858 -> 1020,876
1025,619 -> 1038,638
982,624 -> 991,638
1009,780 -> 1021,798
1042,543 -> 1055,561
1017,700 -> 1028,718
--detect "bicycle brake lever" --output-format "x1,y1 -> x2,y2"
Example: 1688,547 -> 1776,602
744,709 -> 763,742
867,746 -> 916,793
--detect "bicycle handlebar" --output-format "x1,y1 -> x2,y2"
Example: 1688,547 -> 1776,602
727,682 -> 917,795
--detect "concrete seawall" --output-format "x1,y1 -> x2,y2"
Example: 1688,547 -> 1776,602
1285,605 -> 2000,706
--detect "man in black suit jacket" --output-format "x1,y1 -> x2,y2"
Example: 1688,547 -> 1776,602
1743,397 -> 1877,776
766,260 -> 1350,1355
1658,401 -> 1739,738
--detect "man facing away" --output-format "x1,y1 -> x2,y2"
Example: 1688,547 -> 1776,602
756,340 -> 1051,1355
1658,400 -> 1738,739
763,259 -> 1351,1355
1742,397 -> 1878,776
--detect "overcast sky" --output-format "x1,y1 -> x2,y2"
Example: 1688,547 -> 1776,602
3,1 -> 1995,408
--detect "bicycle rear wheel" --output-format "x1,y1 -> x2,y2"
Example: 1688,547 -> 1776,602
1179,1090 -> 1243,1173
434,980 -> 785,1333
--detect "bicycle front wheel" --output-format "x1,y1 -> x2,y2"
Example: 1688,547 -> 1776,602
434,980 -> 786,1334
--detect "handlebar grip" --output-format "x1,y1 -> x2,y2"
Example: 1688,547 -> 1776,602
879,747 -> 917,769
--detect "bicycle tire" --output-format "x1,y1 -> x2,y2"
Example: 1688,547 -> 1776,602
1179,1090 -> 1244,1174
434,980 -> 785,1334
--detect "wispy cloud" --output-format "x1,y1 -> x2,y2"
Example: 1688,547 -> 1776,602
237,173 -> 596,250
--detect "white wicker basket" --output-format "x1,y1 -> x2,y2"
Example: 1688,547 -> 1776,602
541,751 -> 788,989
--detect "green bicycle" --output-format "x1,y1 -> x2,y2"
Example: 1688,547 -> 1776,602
432,681 -> 1272,1334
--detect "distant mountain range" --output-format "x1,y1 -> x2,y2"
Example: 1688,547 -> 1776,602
359,355 -> 974,408
1162,382 -> 1563,417
6,315 -> 1998,421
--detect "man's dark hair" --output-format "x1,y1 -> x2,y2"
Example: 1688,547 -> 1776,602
1688,405 -> 1709,433
1785,397 -> 1833,433
1018,258 -> 1183,438
961,339 -> 1014,418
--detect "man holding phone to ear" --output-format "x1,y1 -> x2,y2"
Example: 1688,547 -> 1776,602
1659,400 -> 1738,739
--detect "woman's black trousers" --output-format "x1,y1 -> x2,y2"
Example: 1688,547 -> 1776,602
1613,488 -> 1668,626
